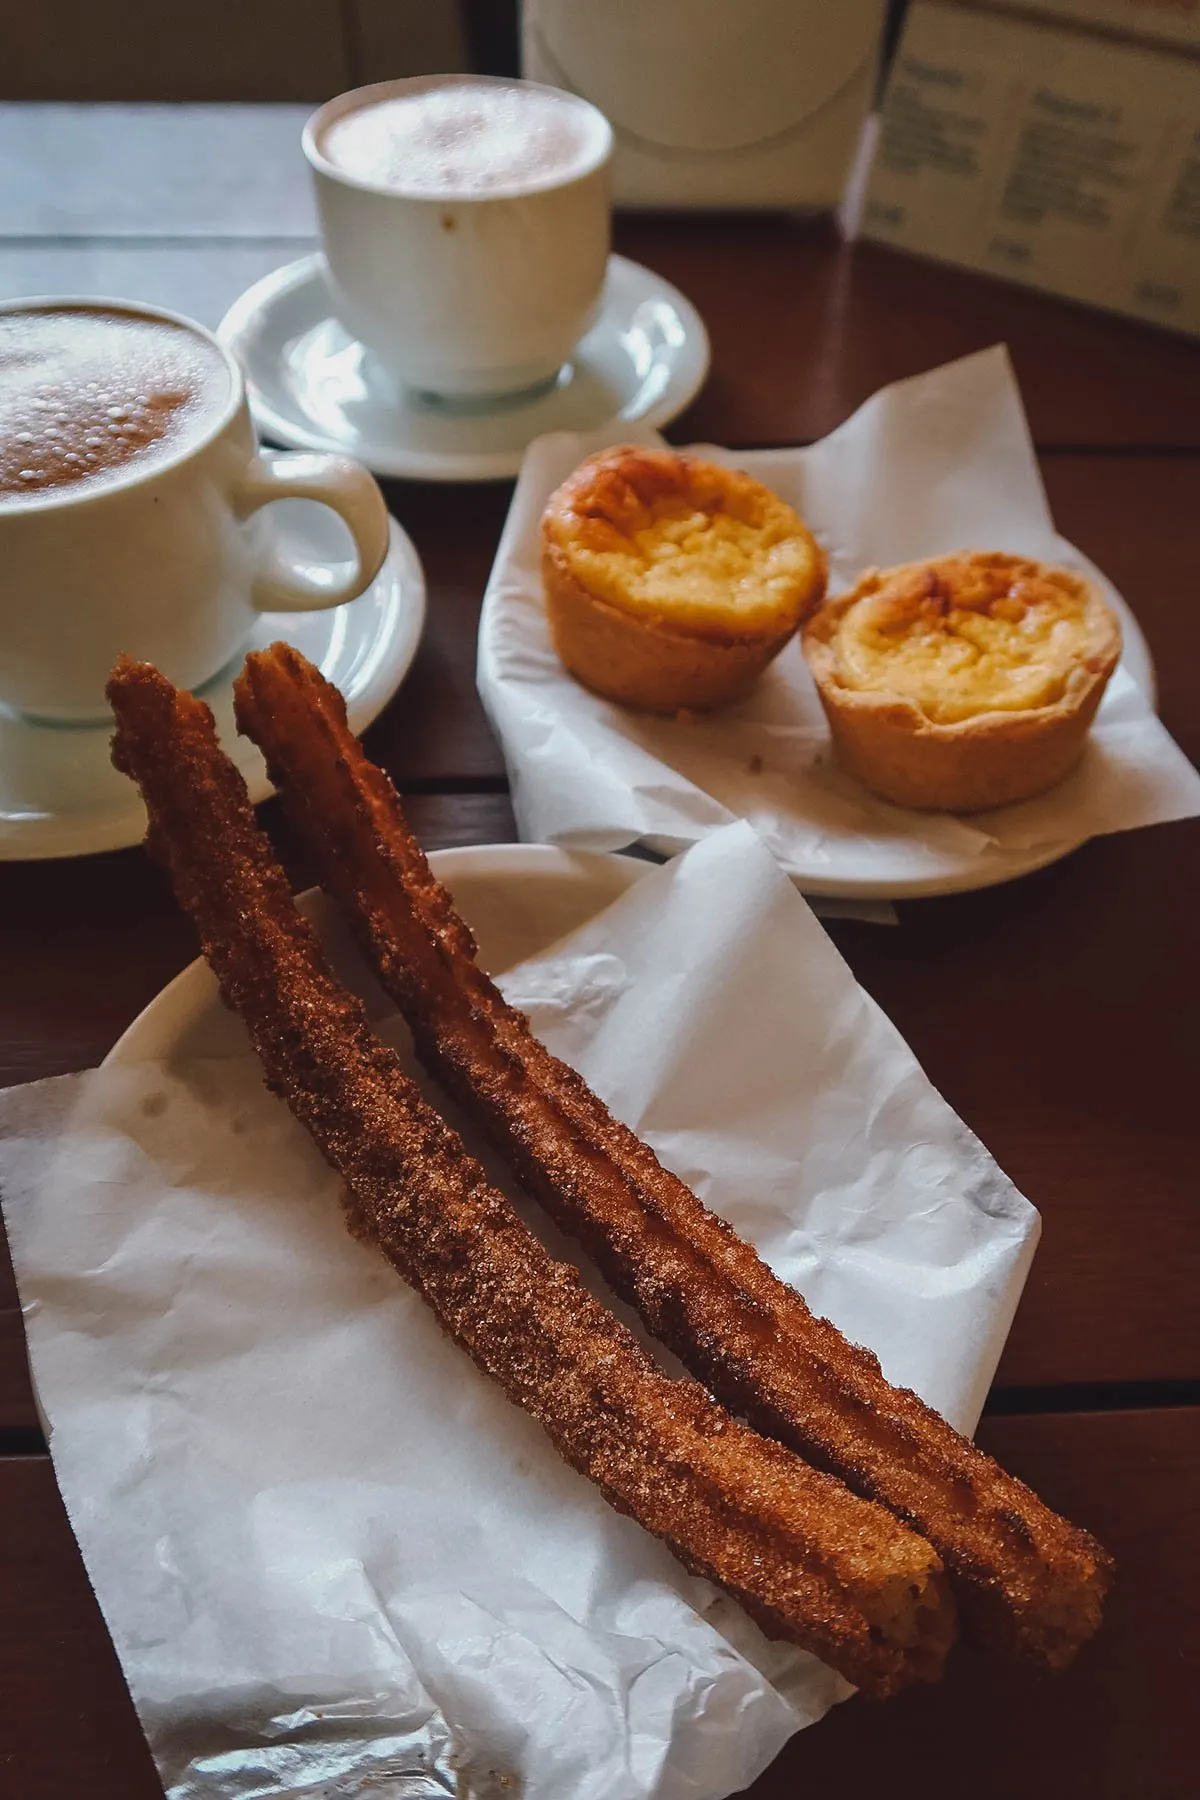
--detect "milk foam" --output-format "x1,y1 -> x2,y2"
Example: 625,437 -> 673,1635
321,81 -> 603,198
0,308 -> 229,504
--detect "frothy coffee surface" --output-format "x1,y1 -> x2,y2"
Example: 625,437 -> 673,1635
321,80 -> 603,197
0,308 -> 229,504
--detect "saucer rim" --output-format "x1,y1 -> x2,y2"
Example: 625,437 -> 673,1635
218,251 -> 712,482
0,515 -> 425,862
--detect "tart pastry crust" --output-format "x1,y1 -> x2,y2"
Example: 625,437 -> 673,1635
541,446 -> 826,713
802,552 -> 1122,811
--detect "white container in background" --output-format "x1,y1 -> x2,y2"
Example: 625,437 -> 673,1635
522,0 -> 888,208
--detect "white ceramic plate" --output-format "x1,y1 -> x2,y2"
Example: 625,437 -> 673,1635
0,505 -> 425,861
106,845 -> 651,1067
733,541 -> 1155,900
218,252 -> 711,482
650,545 -> 1158,902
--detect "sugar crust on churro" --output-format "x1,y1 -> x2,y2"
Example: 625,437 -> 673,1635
108,654 -> 956,1700
235,642 -> 1112,1671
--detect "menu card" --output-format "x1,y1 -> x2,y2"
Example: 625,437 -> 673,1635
858,0 -> 1200,335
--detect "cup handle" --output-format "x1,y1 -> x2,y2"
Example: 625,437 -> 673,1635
234,450 -> 391,613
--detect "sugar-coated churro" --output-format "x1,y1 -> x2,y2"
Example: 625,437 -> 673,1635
234,642 -> 1112,1670
108,654 -> 957,1700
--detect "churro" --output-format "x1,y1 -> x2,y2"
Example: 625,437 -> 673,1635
108,654 -> 956,1700
234,642 -> 1112,1670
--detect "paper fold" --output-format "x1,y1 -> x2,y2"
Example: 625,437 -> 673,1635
478,348 -> 1200,892
2,825 -> 1038,1799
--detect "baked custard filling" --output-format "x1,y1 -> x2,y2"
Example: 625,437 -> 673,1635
553,454 -> 821,635
832,554 -> 1102,724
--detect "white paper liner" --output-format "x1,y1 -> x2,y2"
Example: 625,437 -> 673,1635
477,347 -> 1200,893
1,824 -> 1039,1799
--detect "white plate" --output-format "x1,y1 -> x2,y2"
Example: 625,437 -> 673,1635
478,409 -> 1162,901
494,561 -> 1158,904
106,845 -> 652,1067
0,505 -> 425,861
650,540 -> 1157,900
744,539 -> 1155,900
218,252 -> 711,482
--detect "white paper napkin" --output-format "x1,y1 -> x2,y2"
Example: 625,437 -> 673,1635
0,823 -> 1038,1800
476,347 -> 1200,892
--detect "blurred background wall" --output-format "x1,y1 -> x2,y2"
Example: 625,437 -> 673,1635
1,0 -> 475,100
0,3 -> 910,101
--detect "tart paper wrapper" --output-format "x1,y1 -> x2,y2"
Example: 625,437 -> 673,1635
0,823 -> 1038,1800
476,347 -> 1200,892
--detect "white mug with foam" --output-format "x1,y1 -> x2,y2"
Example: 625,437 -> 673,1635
304,74 -> 613,402
0,297 -> 390,723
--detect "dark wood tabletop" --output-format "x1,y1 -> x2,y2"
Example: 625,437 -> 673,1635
1,104 -> 1198,1800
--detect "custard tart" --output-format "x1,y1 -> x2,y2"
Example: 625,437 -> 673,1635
541,446 -> 826,713
801,551 -> 1122,810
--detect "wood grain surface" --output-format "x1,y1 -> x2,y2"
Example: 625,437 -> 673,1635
617,216 -> 1200,452
831,823 -> 1200,1389
2,1409 -> 1194,1799
750,1408 -> 1200,1800
1,101 -> 1197,1800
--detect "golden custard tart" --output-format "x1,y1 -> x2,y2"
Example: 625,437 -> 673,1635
540,446 -> 826,713
801,551 -> 1122,811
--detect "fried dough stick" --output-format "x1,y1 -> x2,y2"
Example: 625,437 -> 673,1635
108,655 -> 957,1700
234,643 -> 1111,1670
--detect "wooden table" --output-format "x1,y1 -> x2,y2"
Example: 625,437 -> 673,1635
2,106 -> 1198,1800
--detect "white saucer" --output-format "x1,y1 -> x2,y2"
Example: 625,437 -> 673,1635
218,252 -> 711,482
106,847 -> 651,1065
0,502 -> 426,861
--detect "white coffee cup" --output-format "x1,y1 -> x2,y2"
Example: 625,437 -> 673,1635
304,74 -> 613,402
0,297 -> 391,723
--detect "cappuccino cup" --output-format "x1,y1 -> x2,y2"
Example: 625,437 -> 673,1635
304,75 -> 613,402
0,297 -> 390,722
